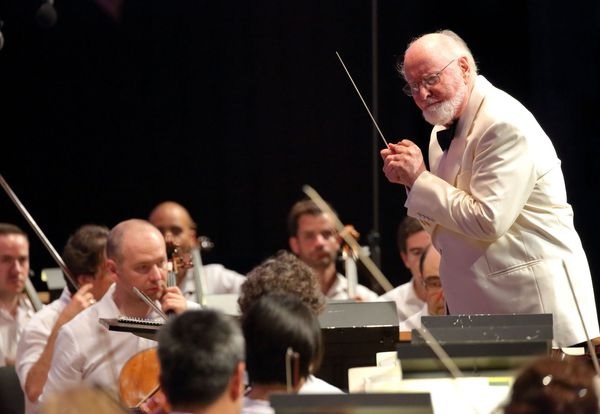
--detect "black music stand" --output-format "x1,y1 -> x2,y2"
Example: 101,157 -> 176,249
317,301 -> 398,391
270,392 -> 433,414
399,313 -> 553,378
99,317 -> 164,341
415,313 -> 553,347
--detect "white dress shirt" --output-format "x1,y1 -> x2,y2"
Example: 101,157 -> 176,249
242,397 -> 274,414
378,280 -> 425,323
242,375 -> 343,414
16,287 -> 71,414
179,263 -> 246,301
0,295 -> 35,367
399,303 -> 431,332
299,375 -> 344,394
326,273 -> 379,301
42,283 -> 199,402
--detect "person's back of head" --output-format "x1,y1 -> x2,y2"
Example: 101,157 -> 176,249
157,309 -> 245,413
242,294 -> 323,391
503,355 -> 598,414
238,250 -> 325,316
62,224 -> 111,295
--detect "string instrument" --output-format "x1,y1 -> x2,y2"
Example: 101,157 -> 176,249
165,241 -> 192,288
24,276 -> 44,312
119,348 -> 167,413
303,185 -> 393,293
338,224 -> 361,298
0,174 -> 79,292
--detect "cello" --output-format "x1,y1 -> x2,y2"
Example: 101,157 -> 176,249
119,348 -> 167,413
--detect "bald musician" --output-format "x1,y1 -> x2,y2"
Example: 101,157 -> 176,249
41,219 -> 198,404
148,201 -> 245,301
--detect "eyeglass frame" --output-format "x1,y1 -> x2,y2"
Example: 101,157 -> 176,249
402,58 -> 457,97
421,275 -> 442,291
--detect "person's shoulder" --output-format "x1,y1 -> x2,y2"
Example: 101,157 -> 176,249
61,300 -> 104,335
355,284 -> 380,301
378,285 -> 401,300
477,76 -> 530,118
23,298 -> 66,331
380,281 -> 416,302
242,396 -> 275,414
203,263 -> 245,278
300,375 -> 345,394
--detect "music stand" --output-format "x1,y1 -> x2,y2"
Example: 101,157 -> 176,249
99,317 -> 164,341
270,392 -> 433,414
317,301 -> 398,391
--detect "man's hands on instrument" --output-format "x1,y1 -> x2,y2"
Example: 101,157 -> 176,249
380,139 -> 427,187
159,285 -> 187,314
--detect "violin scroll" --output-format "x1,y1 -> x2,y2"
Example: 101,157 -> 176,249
165,242 -> 193,288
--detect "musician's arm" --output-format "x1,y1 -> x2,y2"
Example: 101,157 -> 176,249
40,324 -> 84,402
21,286 -> 93,401
22,310 -> 75,401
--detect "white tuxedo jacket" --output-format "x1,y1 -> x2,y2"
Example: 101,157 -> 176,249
406,76 -> 599,346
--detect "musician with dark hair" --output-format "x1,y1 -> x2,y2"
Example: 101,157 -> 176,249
157,309 -> 246,414
0,223 -> 35,367
287,199 -> 378,301
239,250 -> 340,396
15,224 -> 114,413
242,294 -> 323,413
503,355 -> 598,414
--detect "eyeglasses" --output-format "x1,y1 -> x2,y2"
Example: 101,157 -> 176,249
402,58 -> 457,97
422,275 -> 442,291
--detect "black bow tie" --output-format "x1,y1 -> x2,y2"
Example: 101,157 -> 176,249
436,121 -> 457,152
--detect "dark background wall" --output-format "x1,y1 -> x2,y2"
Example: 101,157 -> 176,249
1,1 -> 599,307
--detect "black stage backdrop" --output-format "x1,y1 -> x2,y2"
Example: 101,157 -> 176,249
1,1 -> 599,312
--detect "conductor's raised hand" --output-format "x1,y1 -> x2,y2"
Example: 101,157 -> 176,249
380,139 -> 427,187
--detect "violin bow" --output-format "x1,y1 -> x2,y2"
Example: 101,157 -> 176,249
302,184 -> 393,292
0,174 -> 79,291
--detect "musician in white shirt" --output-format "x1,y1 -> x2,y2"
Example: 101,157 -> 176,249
0,223 -> 35,367
16,224 -> 115,414
42,219 -> 196,405
378,216 -> 431,323
287,200 -> 378,301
